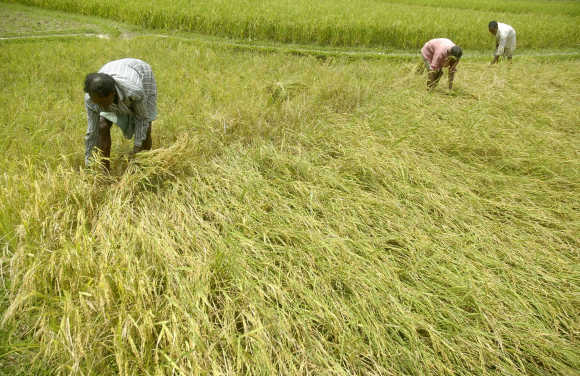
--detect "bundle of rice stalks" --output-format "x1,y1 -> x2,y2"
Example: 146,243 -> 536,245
114,135 -> 199,196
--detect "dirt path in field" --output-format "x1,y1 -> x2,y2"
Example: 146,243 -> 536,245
2,2 -> 579,59
0,33 -> 110,40
2,31 -> 579,59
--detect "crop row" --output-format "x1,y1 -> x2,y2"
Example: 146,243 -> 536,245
382,0 -> 580,17
6,0 -> 580,49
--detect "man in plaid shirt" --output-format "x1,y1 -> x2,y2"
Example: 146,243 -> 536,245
84,58 -> 157,170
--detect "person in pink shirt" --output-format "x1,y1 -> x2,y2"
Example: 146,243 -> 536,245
420,38 -> 463,90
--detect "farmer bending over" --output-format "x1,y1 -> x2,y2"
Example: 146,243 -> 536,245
420,38 -> 462,90
84,58 -> 157,171
488,21 -> 516,64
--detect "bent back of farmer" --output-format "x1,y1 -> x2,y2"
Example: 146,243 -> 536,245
420,38 -> 462,90
84,58 -> 157,171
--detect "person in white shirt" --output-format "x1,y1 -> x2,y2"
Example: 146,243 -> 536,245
488,21 -> 516,64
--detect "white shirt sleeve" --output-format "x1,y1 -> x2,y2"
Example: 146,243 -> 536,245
496,33 -> 507,56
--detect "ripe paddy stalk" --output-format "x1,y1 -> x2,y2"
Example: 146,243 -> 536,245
1,35 -> 579,375
3,0 -> 579,49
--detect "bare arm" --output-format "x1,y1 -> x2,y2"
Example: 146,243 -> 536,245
448,61 -> 459,89
490,41 -> 500,64
448,71 -> 455,89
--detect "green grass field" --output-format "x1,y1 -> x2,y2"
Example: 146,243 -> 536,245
1,2 -> 579,375
5,0 -> 580,49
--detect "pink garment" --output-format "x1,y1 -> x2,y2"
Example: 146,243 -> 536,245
421,38 -> 456,71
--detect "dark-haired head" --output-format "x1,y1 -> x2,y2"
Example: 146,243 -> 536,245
489,21 -> 498,30
84,73 -> 116,97
450,45 -> 463,60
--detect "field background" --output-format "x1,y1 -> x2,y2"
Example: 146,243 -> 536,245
3,0 -> 580,49
1,1 -> 579,375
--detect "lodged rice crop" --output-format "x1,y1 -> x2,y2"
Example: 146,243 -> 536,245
4,0 -> 580,49
1,35 -> 578,375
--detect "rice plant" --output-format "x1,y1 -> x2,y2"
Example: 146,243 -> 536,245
1,35 -> 578,374
4,0 -> 579,49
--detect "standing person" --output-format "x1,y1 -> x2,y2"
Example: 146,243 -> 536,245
488,21 -> 516,64
83,58 -> 157,171
420,38 -> 463,90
